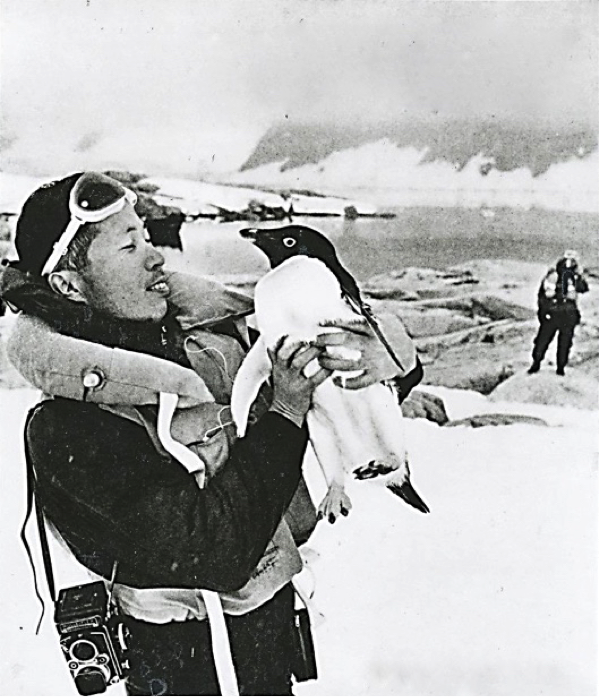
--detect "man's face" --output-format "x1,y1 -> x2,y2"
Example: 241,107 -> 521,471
80,204 -> 170,322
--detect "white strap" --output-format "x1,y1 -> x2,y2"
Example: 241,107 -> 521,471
202,590 -> 240,696
158,392 -> 237,692
157,392 -> 206,487
293,547 -> 326,627
292,574 -> 326,628
41,218 -> 83,276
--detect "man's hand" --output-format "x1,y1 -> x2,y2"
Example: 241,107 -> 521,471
269,336 -> 332,424
313,318 -> 400,390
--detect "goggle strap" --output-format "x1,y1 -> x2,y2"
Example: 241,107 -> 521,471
41,218 -> 83,276
40,186 -> 137,277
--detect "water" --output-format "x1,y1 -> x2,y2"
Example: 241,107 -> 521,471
165,207 -> 599,281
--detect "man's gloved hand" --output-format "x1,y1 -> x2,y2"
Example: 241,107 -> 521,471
269,336 -> 332,426
313,318 -> 400,390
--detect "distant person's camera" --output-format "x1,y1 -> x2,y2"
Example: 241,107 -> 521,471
54,582 -> 130,695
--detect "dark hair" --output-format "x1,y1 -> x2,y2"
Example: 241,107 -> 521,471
54,222 -> 100,274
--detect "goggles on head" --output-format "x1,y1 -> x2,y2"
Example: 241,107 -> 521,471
41,172 -> 138,276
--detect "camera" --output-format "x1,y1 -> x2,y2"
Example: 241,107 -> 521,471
54,581 -> 130,696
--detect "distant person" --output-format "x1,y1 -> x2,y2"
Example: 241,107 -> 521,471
528,250 -> 589,376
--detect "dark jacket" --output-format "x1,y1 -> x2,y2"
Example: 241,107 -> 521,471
537,261 -> 589,325
27,398 -> 307,591
2,265 -> 309,592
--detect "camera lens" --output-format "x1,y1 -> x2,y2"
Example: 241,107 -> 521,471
71,640 -> 98,663
74,668 -> 107,696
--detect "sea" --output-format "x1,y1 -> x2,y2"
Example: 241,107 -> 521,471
165,206 -> 599,281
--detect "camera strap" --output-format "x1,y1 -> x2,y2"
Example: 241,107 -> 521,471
21,406 -> 120,633
20,405 -> 57,633
344,293 -> 406,372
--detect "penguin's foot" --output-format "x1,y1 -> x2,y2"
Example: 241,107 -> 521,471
387,479 -> 430,514
317,482 -> 352,524
353,459 -> 396,480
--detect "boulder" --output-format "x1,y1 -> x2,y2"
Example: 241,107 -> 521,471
489,369 -> 599,410
366,267 -> 480,300
444,413 -> 548,428
105,170 -> 184,250
401,389 -> 449,424
420,355 -> 518,395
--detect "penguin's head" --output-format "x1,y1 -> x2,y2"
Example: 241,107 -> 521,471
240,225 -> 338,269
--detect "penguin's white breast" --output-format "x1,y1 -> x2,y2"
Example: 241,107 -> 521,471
254,257 -> 357,348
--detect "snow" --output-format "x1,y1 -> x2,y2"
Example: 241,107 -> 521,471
145,176 -> 285,214
231,142 -> 599,213
0,385 -> 596,695
145,176 -> 378,217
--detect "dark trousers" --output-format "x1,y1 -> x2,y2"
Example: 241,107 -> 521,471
125,585 -> 296,696
532,314 -> 577,371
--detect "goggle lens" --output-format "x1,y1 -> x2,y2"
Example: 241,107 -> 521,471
41,172 -> 137,276
70,172 -> 137,222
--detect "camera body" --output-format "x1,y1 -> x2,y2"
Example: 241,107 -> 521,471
54,581 -> 130,696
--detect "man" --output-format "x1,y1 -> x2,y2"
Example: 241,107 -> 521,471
0,172 -> 421,696
528,250 -> 589,376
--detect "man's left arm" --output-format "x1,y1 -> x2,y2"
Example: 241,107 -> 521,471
576,272 -> 589,294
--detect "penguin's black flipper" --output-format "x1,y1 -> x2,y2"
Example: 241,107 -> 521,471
386,480 -> 430,514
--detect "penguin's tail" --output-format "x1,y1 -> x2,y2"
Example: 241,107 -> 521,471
386,479 -> 430,514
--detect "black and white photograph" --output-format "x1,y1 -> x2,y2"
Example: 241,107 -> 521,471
0,1 -> 597,695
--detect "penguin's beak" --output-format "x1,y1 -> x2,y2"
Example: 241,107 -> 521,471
239,228 -> 258,241
239,227 -> 275,260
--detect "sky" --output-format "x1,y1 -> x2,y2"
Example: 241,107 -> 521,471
1,0 -> 597,176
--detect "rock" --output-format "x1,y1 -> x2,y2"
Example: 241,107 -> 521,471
444,413 -> 548,428
404,294 -> 535,321
448,259 -> 546,286
365,288 -> 420,301
401,390 -> 449,424
415,319 -> 535,353
397,308 -> 486,338
106,170 -> 184,249
489,369 -> 599,410
366,267 -> 480,300
145,212 -> 185,250
470,295 -> 536,322
421,352 -> 518,395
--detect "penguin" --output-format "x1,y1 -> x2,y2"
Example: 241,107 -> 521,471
231,225 -> 429,522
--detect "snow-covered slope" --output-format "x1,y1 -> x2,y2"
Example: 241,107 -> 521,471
231,141 -> 599,212
0,386 -> 596,695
